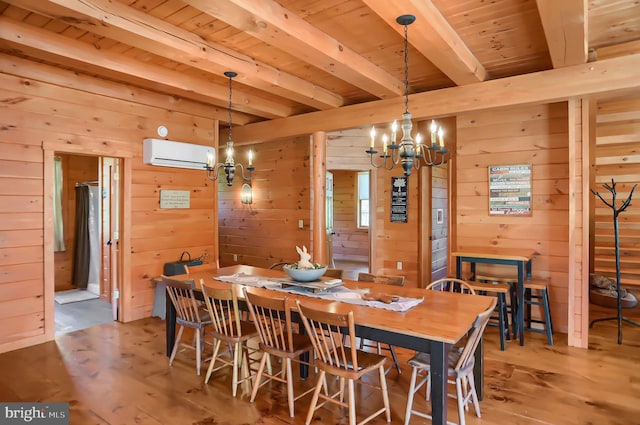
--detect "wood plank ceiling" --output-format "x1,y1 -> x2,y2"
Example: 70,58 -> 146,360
0,0 -> 638,130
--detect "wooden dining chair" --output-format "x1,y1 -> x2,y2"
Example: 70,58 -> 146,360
243,288 -> 315,417
296,300 -> 391,425
404,297 -> 497,425
269,261 -> 289,270
199,279 -> 260,397
426,278 -> 476,295
163,275 -> 212,375
357,272 -> 405,374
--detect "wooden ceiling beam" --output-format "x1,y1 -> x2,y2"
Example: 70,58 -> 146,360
184,0 -> 404,99
536,0 -> 588,67
4,0 -> 344,110
362,0 -> 487,85
0,53 -> 231,122
226,53 -> 640,143
0,16 -> 292,120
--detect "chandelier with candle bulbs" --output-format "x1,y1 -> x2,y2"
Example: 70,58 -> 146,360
365,15 -> 448,176
205,71 -> 254,186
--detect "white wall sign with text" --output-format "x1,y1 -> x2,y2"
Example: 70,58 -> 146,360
160,190 -> 191,209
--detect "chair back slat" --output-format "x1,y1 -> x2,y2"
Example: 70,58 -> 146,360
324,268 -> 344,279
200,282 -> 242,337
296,301 -> 358,372
243,289 -> 293,352
163,276 -> 203,324
357,272 -> 405,287
426,278 -> 477,295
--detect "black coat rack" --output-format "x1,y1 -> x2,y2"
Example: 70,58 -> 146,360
589,179 -> 638,344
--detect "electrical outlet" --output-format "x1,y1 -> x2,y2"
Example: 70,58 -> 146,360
397,261 -> 403,270
233,254 -> 238,262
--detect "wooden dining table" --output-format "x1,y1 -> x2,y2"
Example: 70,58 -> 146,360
452,247 -> 536,346
164,264 -> 495,425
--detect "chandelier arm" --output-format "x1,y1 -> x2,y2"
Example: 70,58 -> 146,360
205,162 -> 226,182
235,163 -> 254,182
389,145 -> 402,166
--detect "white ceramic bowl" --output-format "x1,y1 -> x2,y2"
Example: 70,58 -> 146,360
283,264 -> 328,282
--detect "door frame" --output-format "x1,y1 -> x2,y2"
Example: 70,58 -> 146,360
44,149 -> 130,341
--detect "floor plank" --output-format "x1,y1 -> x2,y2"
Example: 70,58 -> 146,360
0,299 -> 638,424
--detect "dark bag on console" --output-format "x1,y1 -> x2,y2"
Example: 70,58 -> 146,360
163,251 -> 203,276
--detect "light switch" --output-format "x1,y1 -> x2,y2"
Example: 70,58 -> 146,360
397,261 -> 403,270
298,220 -> 304,229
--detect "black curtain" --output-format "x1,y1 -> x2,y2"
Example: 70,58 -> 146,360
72,185 -> 90,289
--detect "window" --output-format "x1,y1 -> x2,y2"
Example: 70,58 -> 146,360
357,171 -> 369,228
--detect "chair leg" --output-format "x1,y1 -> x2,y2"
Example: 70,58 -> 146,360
508,282 -> 518,339
305,370 -> 325,425
347,378 -> 357,425
542,289 -> 554,345
525,287 -> 532,328
467,373 -> 481,418
389,345 -> 402,374
250,353 -> 268,403
195,327 -> 201,375
455,378 -> 466,425
205,339 -> 222,384
285,358 -> 295,418
379,364 -> 391,422
404,367 -> 419,425
497,294 -> 506,351
231,342 -> 241,397
169,325 -> 185,366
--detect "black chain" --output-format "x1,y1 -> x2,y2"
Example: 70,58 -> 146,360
404,23 -> 409,115
228,74 -> 233,142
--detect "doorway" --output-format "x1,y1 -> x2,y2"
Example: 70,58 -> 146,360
52,154 -> 121,335
328,170 -> 371,280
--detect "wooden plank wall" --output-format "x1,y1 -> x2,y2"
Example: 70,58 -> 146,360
593,96 -> 640,286
371,167 -> 420,285
326,128 -> 374,171
455,103 -> 570,333
0,56 -> 217,351
331,170 -> 369,262
218,137 -> 312,268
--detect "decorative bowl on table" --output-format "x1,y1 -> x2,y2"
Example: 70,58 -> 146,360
283,264 -> 328,282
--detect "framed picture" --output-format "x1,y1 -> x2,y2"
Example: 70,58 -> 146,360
488,164 -> 532,216
390,177 -> 408,223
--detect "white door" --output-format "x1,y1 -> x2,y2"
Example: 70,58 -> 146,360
101,157 -> 121,320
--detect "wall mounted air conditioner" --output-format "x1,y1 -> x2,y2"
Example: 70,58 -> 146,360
143,138 -> 213,170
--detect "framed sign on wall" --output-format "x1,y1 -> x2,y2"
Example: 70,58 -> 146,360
390,176 -> 408,223
160,189 -> 191,209
488,164 -> 532,215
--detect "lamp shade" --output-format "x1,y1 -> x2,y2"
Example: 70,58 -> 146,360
241,183 -> 253,204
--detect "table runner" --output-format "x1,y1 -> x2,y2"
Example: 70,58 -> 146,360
214,272 -> 423,312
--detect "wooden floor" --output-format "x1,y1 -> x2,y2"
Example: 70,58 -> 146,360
0,302 -> 638,424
